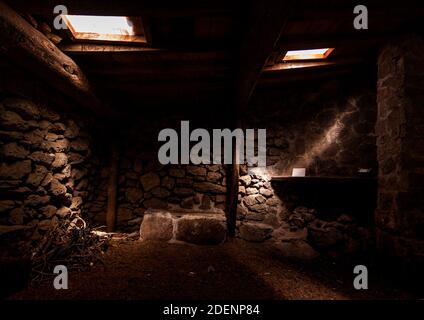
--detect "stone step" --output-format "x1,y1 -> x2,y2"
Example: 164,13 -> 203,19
140,209 -> 226,245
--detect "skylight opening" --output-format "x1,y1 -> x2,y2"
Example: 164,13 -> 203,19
62,15 -> 146,43
283,48 -> 334,61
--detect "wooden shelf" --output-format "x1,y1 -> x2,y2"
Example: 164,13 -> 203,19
271,176 -> 377,184
270,176 -> 378,225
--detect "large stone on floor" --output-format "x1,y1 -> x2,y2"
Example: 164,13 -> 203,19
275,240 -> 320,260
308,220 -> 344,248
139,210 -> 227,245
140,210 -> 174,241
239,222 -> 273,242
274,227 -> 308,241
175,215 -> 226,245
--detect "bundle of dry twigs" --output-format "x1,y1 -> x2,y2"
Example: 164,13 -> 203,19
30,217 -> 111,283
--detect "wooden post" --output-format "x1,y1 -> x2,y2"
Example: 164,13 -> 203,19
226,0 -> 291,237
226,105 -> 242,237
106,142 -> 119,232
226,145 -> 240,238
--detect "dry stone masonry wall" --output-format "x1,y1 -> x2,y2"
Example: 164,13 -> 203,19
376,35 -> 424,262
1,73 -> 381,259
90,160 -> 228,232
0,95 -> 98,241
235,79 -> 378,257
85,77 -> 380,257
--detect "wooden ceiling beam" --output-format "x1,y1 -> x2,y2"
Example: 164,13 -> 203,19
93,79 -> 228,92
61,46 -> 230,64
0,1 -> 115,117
276,33 -> 394,51
290,2 -> 424,20
5,0 -> 238,16
59,43 -> 162,53
258,68 -> 354,87
235,0 -> 292,109
85,65 -> 230,81
263,58 -> 365,73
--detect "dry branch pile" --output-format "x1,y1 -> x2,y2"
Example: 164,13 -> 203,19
30,217 -> 111,282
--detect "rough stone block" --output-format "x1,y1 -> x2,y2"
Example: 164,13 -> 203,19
0,160 -> 31,180
193,182 -> 226,194
143,198 -> 168,209
125,188 -> 144,204
29,151 -> 55,166
26,165 -> 48,187
140,172 -> 160,191
186,166 -> 206,176
140,211 -> 174,241
51,153 -> 68,168
1,143 -> 29,159
169,168 -> 185,178
175,215 -> 226,245
3,98 -> 40,119
275,240 -> 319,260
239,175 -> 251,186
239,222 -> 273,242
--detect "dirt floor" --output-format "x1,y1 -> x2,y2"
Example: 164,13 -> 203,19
9,238 -> 419,300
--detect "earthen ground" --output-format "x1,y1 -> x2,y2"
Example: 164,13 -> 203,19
10,239 -> 417,300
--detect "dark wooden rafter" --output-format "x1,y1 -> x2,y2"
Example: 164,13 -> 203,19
6,0 -> 238,16
226,0 -> 292,237
0,57 -> 99,116
59,43 -> 162,53
290,1 -> 424,20
263,57 -> 365,73
259,68 -> 354,88
86,66 -> 229,83
0,1 -> 114,116
275,33 -> 396,52
235,0 -> 292,109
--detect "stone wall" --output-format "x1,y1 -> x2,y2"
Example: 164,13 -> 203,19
86,76 -> 379,255
83,75 -> 378,258
375,35 -> 424,261
92,162 -> 228,232
248,79 -> 377,177
88,115 -> 229,231
0,73 -> 378,258
0,95 -> 98,241
235,78 -> 378,256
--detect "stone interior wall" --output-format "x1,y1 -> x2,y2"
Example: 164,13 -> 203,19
0,94 -> 100,243
91,162 -> 228,232
0,70 -> 380,258
88,114 -> 229,232
88,76 -> 379,257
375,35 -> 424,262
235,78 -> 378,257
